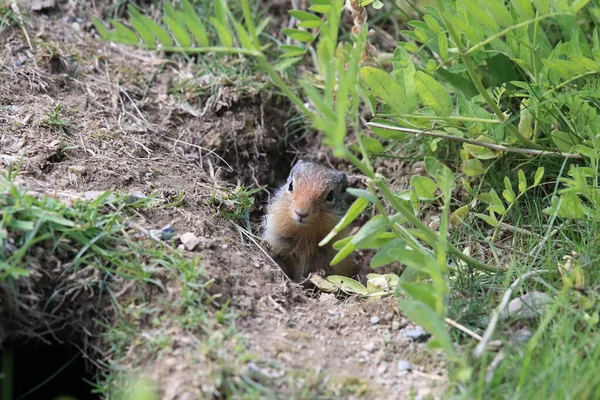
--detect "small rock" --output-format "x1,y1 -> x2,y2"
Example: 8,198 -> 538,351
391,320 -> 401,330
510,328 -> 533,344
31,0 -> 56,11
398,360 -> 413,371
370,315 -> 381,324
403,326 -> 430,342
501,291 -> 552,320
68,165 -> 86,175
150,224 -> 175,241
377,362 -> 388,375
328,309 -> 345,318
180,232 -> 201,251
286,319 -> 296,328
363,341 -> 378,352
128,190 -> 146,199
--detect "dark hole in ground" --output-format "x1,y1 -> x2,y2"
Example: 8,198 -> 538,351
0,339 -> 98,400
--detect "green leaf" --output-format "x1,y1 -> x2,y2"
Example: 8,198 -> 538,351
398,299 -> 455,355
309,274 -> 338,292
360,66 -> 414,115
352,216 -> 389,248
273,57 -> 302,71
280,45 -> 305,57
289,10 -> 321,21
400,282 -> 438,311
415,72 -> 452,117
346,188 -> 379,203
411,176 -> 437,200
326,276 -> 369,295
181,0 -> 209,46
109,20 -> 139,45
127,6 -> 155,48
544,193 -> 587,219
534,167 -> 545,186
298,20 -> 322,29
482,0 -> 513,27
570,55 -> 599,71
164,15 -> 191,47
362,136 -> 384,155
319,197 -> 369,246
282,28 -> 314,42
462,159 -> 486,176
532,0 -> 550,14
460,0 -> 499,30
330,241 -> 356,265
371,238 -> 406,268
231,19 -> 253,49
503,176 -> 516,203
516,169 -> 527,194
571,0 -> 591,13
511,0 -> 534,20
463,143 -> 499,159
551,129 -> 580,152
211,17 -> 234,47
475,212 -> 499,227
91,17 -> 112,41
135,13 -> 172,47
388,246 -> 436,273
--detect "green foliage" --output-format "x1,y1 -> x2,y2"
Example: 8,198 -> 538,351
209,185 -> 266,232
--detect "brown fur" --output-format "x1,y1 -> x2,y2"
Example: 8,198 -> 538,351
262,160 -> 357,282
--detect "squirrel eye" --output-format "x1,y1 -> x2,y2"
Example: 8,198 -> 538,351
288,181 -> 294,192
326,190 -> 334,202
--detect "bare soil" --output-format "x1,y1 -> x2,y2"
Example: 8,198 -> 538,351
0,2 -> 447,398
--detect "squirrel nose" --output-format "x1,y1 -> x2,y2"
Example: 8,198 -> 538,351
295,208 -> 310,218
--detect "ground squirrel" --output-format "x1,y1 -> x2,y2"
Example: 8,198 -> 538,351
262,160 -> 357,282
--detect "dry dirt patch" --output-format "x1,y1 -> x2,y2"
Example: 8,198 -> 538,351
1,3 -> 447,398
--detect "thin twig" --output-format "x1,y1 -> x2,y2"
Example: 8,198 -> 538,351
157,134 -> 234,172
485,349 -> 505,383
366,122 -> 582,159
445,317 -> 483,341
529,224 -> 562,257
473,269 -> 554,358
10,1 -> 33,51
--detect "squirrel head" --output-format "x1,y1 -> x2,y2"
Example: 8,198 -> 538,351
279,160 -> 349,229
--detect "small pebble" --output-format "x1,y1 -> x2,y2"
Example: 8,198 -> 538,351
363,341 -> 378,352
180,232 -> 201,251
398,360 -> 413,371
370,315 -> 381,324
150,224 -> 175,241
68,165 -> 86,175
403,326 -> 430,342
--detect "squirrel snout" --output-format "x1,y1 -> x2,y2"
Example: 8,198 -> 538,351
293,208 -> 310,223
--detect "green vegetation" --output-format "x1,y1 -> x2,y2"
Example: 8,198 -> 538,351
3,0 -> 599,397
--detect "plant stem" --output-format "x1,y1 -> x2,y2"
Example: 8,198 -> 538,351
376,114 -> 502,124
375,180 -> 504,273
366,122 -> 582,159
256,56 -> 315,119
464,13 -> 570,56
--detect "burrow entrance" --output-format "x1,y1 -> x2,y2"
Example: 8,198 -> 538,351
0,338 -> 98,400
